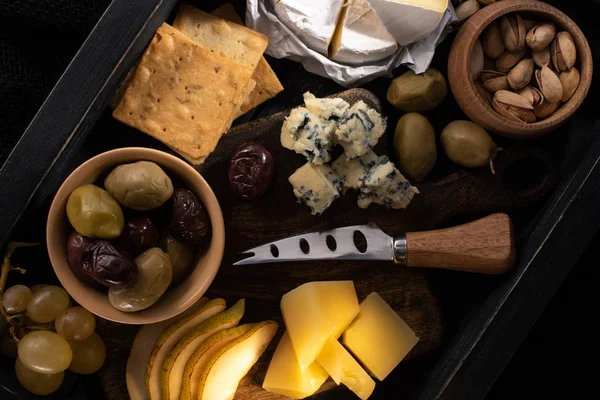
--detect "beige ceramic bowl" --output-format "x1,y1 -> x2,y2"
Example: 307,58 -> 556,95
47,147 -> 225,325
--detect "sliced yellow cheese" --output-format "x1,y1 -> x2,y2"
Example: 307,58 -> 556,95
281,281 -> 360,370
342,292 -> 419,380
263,332 -> 329,399
316,338 -> 375,400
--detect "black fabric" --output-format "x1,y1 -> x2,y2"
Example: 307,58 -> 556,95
0,0 -> 111,164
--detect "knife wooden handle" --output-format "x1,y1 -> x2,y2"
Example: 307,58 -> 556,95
404,213 -> 515,274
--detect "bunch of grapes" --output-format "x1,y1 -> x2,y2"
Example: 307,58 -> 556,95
0,244 -> 106,396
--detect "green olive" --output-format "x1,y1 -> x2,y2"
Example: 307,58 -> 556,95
387,68 -> 448,112
441,121 -> 499,170
108,248 -> 172,312
158,233 -> 196,285
66,184 -> 124,239
104,161 -> 173,211
393,113 -> 437,182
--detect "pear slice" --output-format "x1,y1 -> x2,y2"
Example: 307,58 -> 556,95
127,297 -> 208,400
180,324 -> 255,400
161,299 -> 246,400
196,320 -> 278,400
146,298 -> 226,400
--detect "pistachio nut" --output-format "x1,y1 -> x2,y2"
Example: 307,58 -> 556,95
523,19 -> 537,33
500,14 -> 526,52
536,66 -> 563,104
472,40 -> 485,79
534,99 -> 561,119
517,86 -> 544,107
476,81 -> 494,105
455,0 -> 480,23
507,58 -> 534,90
496,48 -> 527,73
480,70 -> 509,92
492,90 -> 536,123
525,23 -> 556,52
532,47 -> 551,68
559,67 -> 580,102
551,31 -> 577,71
482,21 -> 505,59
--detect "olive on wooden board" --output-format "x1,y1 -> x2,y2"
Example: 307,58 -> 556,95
79,240 -> 137,288
104,161 -> 173,211
118,215 -> 159,256
158,233 -> 196,285
229,142 -> 275,200
441,120 -> 500,172
387,68 -> 448,112
66,232 -> 96,285
108,248 -> 172,312
168,188 -> 211,245
393,113 -> 437,182
66,184 -> 124,239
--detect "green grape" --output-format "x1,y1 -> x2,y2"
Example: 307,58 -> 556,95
18,331 -> 72,374
30,284 -> 49,293
26,286 -> 70,323
15,357 -> 64,395
2,285 -> 32,313
55,306 -> 96,341
68,333 -> 106,374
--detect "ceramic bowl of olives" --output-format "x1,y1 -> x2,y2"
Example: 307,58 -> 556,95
47,148 -> 225,324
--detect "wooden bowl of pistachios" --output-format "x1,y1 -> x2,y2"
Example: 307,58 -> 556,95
448,0 -> 592,138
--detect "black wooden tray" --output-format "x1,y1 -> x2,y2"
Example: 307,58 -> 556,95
1,0 -> 599,399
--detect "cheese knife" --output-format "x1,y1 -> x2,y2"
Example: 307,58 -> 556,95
233,213 -> 515,274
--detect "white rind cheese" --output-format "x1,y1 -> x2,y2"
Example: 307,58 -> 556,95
366,0 -> 448,46
335,100 -> 387,159
332,150 -> 378,192
289,162 -> 341,215
281,107 -> 335,165
357,156 -> 419,209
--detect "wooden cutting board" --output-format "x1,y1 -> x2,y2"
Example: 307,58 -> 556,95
97,89 -> 556,400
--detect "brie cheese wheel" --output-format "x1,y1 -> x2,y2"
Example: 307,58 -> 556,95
366,0 -> 448,46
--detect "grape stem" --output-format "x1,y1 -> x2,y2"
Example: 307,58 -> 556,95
0,242 -> 38,343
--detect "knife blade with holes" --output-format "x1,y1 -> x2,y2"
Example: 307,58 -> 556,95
234,213 -> 515,275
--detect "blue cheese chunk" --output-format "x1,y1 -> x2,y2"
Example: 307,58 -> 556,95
281,107 -> 334,165
335,100 -> 386,159
331,150 -> 378,192
289,162 -> 341,215
303,92 -> 350,121
357,156 -> 419,209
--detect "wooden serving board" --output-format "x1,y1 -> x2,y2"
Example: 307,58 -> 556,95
97,89 -> 557,400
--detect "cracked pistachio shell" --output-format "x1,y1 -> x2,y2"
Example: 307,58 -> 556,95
551,31 -> 577,72
480,70 -> 509,92
507,58 -> 534,90
534,99 -> 561,119
560,67 -> 580,102
496,48 -> 527,73
492,90 -> 536,123
516,86 -> 544,107
536,66 -> 563,104
455,0 -> 480,23
482,21 -> 505,59
500,14 -> 526,52
532,47 -> 551,68
526,23 -> 556,52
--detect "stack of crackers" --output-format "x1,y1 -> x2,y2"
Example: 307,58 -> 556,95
113,3 -> 283,165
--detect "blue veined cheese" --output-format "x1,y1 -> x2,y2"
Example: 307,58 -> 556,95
335,101 -> 387,159
331,150 -> 378,192
281,107 -> 335,165
289,162 -> 341,215
303,92 -> 350,121
357,156 -> 419,209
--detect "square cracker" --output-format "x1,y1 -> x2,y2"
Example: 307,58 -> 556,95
112,23 -> 254,165
173,4 -> 268,70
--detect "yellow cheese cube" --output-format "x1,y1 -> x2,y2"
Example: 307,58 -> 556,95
281,281 -> 360,370
316,338 -> 375,400
263,332 -> 329,399
342,292 -> 419,380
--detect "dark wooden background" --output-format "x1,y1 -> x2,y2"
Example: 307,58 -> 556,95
1,0 -> 600,399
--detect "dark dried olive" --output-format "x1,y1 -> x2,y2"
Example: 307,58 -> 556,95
66,231 -> 96,285
229,142 -> 274,200
118,215 -> 159,256
168,188 -> 211,245
80,241 -> 137,288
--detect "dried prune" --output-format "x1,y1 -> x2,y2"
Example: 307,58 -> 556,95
168,188 -> 211,245
80,241 -> 137,288
118,215 -> 159,256
228,142 -> 274,199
